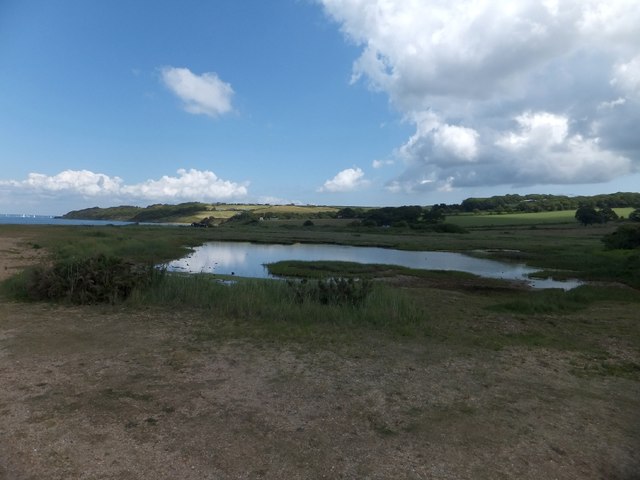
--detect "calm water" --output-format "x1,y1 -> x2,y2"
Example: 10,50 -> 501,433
0,214 -> 133,226
167,241 -> 582,290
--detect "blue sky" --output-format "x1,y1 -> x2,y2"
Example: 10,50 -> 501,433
1,0 -> 639,215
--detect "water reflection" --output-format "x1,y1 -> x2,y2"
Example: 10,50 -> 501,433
166,241 -> 582,290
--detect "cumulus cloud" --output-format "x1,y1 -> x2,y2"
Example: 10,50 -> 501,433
1,168 -> 248,203
495,112 -> 632,184
391,110 -> 633,193
122,168 -> 247,200
4,170 -> 123,196
319,167 -> 369,192
496,112 -> 569,151
319,0 -> 640,193
161,67 -> 234,118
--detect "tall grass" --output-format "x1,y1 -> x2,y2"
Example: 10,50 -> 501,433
128,274 -> 424,336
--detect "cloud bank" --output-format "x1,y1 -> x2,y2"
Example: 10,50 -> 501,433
1,168 -> 248,204
320,0 -> 640,193
161,67 -> 234,118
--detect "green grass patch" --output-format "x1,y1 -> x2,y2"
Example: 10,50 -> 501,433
446,209 -> 634,228
127,273 -> 424,340
571,360 -> 640,380
488,285 -> 640,315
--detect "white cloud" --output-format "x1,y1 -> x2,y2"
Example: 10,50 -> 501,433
496,112 -> 569,151
433,124 -> 479,161
598,97 -> 626,110
122,168 -> 247,200
319,167 -> 369,192
320,0 -> 640,193
496,112 -> 632,184
6,170 -> 123,196
161,67 -> 234,118
1,168 -> 248,203
611,55 -> 640,98
372,159 -> 394,169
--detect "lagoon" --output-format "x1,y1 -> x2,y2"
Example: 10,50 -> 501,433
166,241 -> 581,290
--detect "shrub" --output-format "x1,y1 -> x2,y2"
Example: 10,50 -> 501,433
23,254 -> 156,304
303,220 -> 315,227
602,224 -> 640,250
287,277 -> 372,306
430,223 -> 469,234
410,222 -> 468,233
392,220 -> 409,228
225,211 -> 259,225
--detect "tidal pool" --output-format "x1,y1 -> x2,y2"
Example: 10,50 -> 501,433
166,241 -> 582,290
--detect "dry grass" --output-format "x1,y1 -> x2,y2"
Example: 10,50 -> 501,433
1,296 -> 639,479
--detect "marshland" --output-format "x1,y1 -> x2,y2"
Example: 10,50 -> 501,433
1,203 -> 639,479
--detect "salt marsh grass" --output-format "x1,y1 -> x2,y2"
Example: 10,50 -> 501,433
128,273 -> 423,337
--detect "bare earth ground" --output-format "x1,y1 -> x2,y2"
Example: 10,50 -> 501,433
1,238 -> 639,479
0,237 -> 44,283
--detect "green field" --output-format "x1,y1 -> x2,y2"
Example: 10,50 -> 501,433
447,208 -> 635,227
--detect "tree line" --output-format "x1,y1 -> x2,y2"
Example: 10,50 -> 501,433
458,192 -> 640,213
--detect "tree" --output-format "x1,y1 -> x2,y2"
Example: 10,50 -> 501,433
423,205 -> 446,224
575,206 -> 600,226
629,209 -> 640,222
599,206 -> 619,223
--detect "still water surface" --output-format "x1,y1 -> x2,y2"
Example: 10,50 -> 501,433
0,215 -> 132,226
167,241 -> 581,290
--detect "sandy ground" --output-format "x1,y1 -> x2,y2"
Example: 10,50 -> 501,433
0,237 -> 44,283
1,238 -> 639,479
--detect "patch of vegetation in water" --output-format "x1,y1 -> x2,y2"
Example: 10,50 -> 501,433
265,260 -> 479,280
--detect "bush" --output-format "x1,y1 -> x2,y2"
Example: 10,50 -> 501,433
303,220 -> 315,227
602,224 -> 640,250
23,254 -> 156,304
410,222 -> 468,233
225,211 -> 259,225
392,220 -> 409,228
430,223 -> 469,233
287,277 -> 372,306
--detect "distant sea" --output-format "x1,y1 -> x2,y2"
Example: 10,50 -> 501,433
0,214 -> 133,226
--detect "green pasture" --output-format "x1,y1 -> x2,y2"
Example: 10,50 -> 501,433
447,208 -> 634,228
